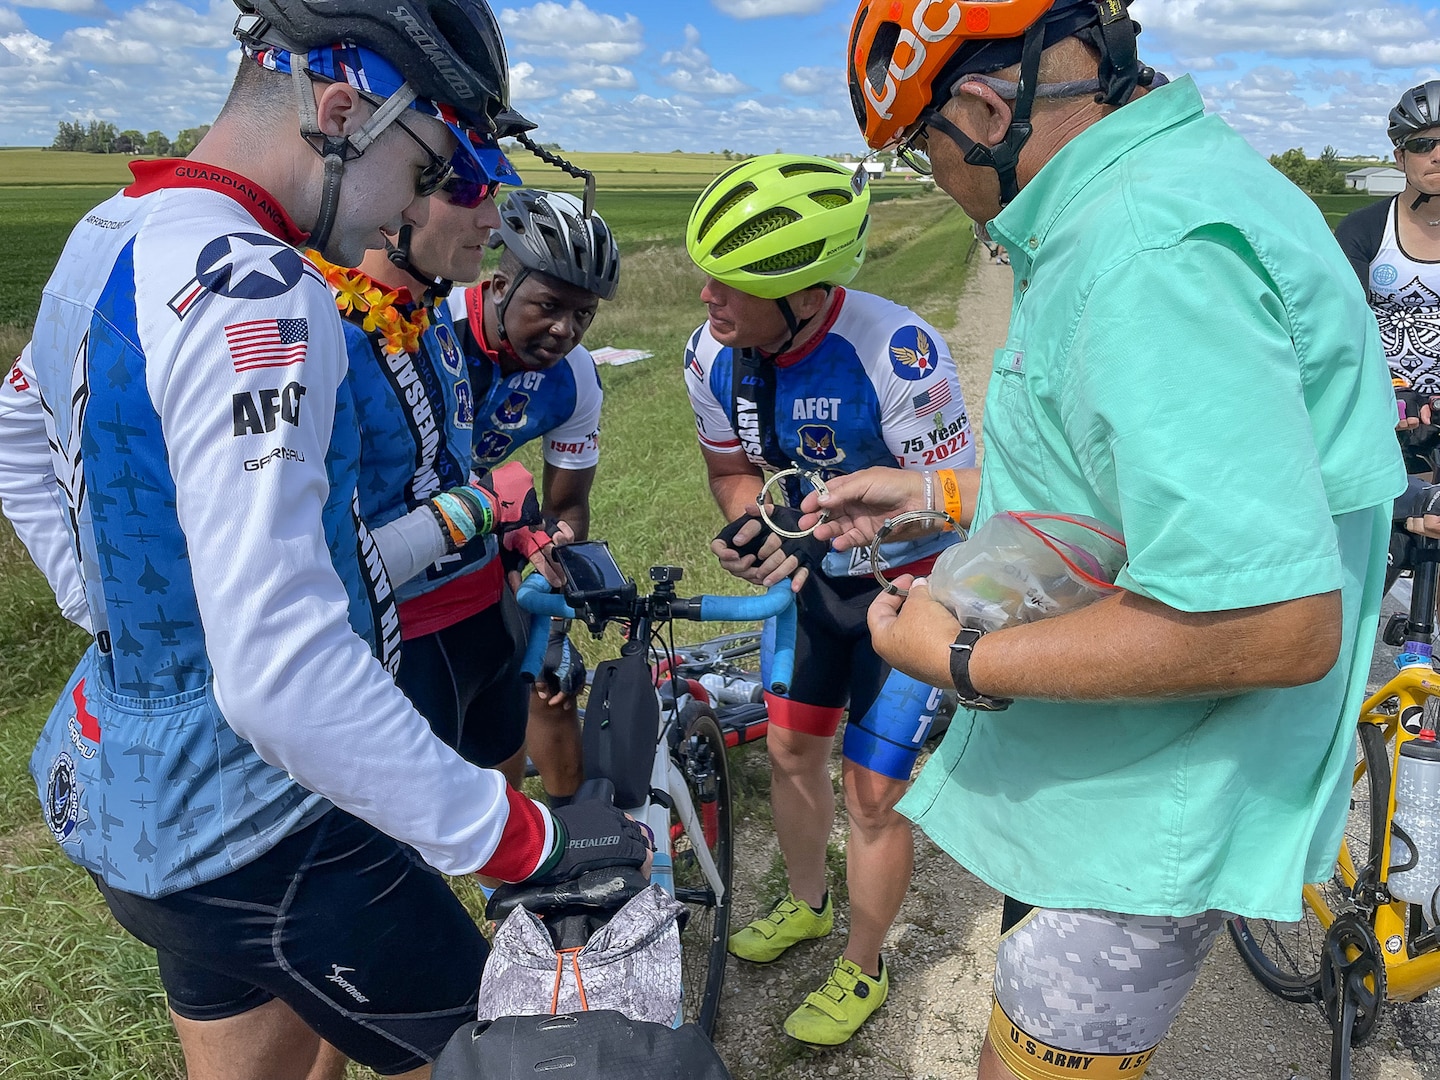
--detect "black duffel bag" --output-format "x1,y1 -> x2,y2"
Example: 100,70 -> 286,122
433,1010 -> 731,1080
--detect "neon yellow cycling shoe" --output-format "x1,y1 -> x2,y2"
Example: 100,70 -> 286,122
727,891 -> 833,964
782,956 -> 888,1046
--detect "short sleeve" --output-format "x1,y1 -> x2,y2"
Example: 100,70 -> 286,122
1063,236 -> 1342,611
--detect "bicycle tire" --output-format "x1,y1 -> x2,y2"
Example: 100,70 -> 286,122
1229,720 -> 1390,1003
671,703 -> 734,1037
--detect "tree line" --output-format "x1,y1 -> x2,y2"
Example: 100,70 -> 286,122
49,120 -> 212,157
1267,145 -> 1354,195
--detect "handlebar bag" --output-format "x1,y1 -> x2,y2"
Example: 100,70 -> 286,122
584,646 -> 658,808
476,884 -> 684,1025
434,1010 -> 731,1080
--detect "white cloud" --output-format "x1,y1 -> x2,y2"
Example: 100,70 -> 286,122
508,60 -> 556,102
711,0 -> 829,17
659,25 -> 747,96
561,60 -> 636,90
1132,0 -> 1440,69
498,1 -> 644,63
780,65 -> 840,96
0,7 -> 24,32
660,24 -> 708,72
12,0 -> 106,14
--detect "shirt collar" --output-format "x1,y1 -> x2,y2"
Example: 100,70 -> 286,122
770,286 -> 847,369
125,159 -> 310,247
990,76 -> 1205,254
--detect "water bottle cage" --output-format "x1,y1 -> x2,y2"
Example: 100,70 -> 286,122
868,509 -> 964,596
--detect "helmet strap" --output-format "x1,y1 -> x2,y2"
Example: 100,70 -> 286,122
289,52 -> 418,255
925,19 -> 1044,207
1075,0 -> 1151,107
494,267 -> 531,344
386,225 -> 454,301
768,291 -> 831,359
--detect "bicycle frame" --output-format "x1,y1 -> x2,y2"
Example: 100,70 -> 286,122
1315,537 -> 1440,1003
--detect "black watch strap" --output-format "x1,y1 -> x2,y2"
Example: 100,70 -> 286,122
949,627 -> 1012,712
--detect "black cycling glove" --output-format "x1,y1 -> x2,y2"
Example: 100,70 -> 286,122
540,619 -> 586,696
715,507 -> 828,570
1396,477 -> 1440,522
527,800 -> 653,886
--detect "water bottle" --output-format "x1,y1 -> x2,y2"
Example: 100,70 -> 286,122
698,672 -> 765,705
1389,728 -> 1440,917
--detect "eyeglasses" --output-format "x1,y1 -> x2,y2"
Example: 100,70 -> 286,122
1401,136 -> 1440,155
441,171 -> 501,209
895,122 -> 934,176
391,115 -> 456,198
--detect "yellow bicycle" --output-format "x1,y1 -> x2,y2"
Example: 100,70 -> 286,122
1230,536 -> 1440,1079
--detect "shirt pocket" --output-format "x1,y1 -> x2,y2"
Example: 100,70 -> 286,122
984,347 -> 1048,499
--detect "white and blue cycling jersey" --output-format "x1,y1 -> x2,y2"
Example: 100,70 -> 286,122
0,161 -> 552,898
343,297 -> 496,606
449,282 -> 602,477
683,286 -> 974,578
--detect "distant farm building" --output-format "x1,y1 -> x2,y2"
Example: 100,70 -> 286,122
1345,166 -> 1405,195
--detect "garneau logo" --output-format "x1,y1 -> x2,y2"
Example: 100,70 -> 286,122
245,446 -> 306,472
863,0 -> 964,122
570,835 -> 621,848
233,383 -> 306,436
387,5 -> 475,101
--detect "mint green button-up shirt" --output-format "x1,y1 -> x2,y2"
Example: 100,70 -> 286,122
897,77 -> 1406,919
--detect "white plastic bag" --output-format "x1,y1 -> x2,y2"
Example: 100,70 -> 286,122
926,511 -> 1126,632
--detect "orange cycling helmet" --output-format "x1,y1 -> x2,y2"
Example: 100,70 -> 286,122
848,0 -> 1151,205
848,0 -> 1055,152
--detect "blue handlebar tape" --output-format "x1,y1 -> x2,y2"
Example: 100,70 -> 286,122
698,583 -> 796,695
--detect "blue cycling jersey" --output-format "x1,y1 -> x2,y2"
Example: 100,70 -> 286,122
343,297 -> 496,604
450,283 -> 602,477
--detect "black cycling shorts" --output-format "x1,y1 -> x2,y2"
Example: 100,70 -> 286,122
397,586 -> 528,768
761,572 -> 947,779
94,808 -> 486,1075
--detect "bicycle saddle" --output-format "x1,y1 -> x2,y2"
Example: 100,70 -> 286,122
487,866 -> 650,923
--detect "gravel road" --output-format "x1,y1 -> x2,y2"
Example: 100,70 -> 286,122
711,254 -> 1436,1080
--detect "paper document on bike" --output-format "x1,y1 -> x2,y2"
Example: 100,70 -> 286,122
927,511 -> 1126,632
477,884 -> 684,1024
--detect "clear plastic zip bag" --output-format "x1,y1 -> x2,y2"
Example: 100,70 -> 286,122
926,511 -> 1126,632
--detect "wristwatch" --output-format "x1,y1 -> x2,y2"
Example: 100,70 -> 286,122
949,627 -> 1012,712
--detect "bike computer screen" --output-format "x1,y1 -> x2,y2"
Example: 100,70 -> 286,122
555,541 -> 631,606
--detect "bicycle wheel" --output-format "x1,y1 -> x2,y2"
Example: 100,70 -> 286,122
670,702 -> 733,1037
1229,720 -> 1390,1002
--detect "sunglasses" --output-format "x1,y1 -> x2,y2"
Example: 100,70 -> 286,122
391,115 -> 456,198
1402,136 -> 1440,155
895,122 -> 934,176
441,171 -> 501,209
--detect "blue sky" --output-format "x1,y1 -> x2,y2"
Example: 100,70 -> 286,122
0,0 -> 1437,158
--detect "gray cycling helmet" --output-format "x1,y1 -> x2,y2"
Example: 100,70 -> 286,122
1389,81 -> 1440,146
495,190 -> 620,301
232,0 -> 533,138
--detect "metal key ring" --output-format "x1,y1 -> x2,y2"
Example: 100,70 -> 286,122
869,509 -> 963,596
755,468 -> 830,539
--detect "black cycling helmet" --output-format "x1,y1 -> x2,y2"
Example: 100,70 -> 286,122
232,0 -> 533,137
494,189 -> 620,301
1390,80 -> 1440,146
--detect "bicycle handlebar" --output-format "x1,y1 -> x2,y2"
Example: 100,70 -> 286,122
516,574 -> 797,695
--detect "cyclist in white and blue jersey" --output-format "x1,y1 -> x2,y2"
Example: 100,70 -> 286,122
449,189 -> 618,804
0,4 -> 648,1075
683,154 -> 971,1046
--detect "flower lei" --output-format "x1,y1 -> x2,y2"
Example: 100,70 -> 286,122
306,251 -> 431,355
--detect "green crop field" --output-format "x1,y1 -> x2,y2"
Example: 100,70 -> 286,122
0,149 -> 974,1078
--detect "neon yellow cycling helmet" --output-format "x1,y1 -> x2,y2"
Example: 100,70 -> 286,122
686,154 -> 871,300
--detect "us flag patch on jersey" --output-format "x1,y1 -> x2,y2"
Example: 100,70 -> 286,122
225,318 -> 308,372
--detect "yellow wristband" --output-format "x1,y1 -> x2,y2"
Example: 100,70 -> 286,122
937,468 -> 962,529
